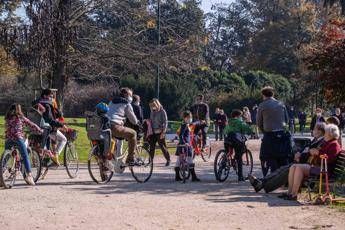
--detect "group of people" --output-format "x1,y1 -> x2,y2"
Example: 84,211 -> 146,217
4,89 -> 69,185
247,86 -> 343,201
3,85 -> 344,195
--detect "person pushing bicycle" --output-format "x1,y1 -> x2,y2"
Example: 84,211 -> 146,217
175,111 -> 200,182
190,94 -> 210,152
224,109 -> 253,181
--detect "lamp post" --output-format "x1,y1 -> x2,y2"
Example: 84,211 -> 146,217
156,0 -> 161,99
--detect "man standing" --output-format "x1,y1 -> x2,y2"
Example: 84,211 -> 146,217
190,94 -> 210,151
214,108 -> 221,141
287,106 -> 296,134
257,87 -> 291,176
218,109 -> 228,141
298,111 -> 307,134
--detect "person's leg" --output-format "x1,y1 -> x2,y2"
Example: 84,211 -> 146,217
55,130 -> 67,155
201,125 -> 208,148
219,125 -> 224,141
16,139 -> 32,174
287,164 -> 297,194
215,124 -> 219,141
148,134 -> 158,159
235,146 -> 244,181
187,147 -> 200,182
111,125 -> 137,163
290,164 -> 310,197
268,158 -> 279,173
261,159 -> 269,177
157,137 -> 171,163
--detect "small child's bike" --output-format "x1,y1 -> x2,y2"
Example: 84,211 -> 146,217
214,138 -> 253,182
0,140 -> 41,189
176,144 -> 191,183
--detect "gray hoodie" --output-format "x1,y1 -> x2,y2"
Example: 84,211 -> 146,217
107,97 -> 138,126
150,108 -> 168,134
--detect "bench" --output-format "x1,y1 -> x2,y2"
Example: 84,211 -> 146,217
306,150 -> 345,200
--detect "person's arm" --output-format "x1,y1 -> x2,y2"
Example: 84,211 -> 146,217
125,104 -> 138,125
43,105 -> 63,128
283,105 -> 289,125
256,106 -> 264,132
241,121 -> 253,135
160,109 -> 168,133
22,116 -> 43,135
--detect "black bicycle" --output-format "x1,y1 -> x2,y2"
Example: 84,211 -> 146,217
214,139 -> 253,182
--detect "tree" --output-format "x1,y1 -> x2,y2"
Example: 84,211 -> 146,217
302,18 -> 345,104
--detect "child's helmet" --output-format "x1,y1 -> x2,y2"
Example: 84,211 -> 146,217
95,102 -> 109,114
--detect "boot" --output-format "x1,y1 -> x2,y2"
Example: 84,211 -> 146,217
174,167 -> 182,181
190,167 -> 200,182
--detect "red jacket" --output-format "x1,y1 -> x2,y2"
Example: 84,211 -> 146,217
319,139 -> 341,174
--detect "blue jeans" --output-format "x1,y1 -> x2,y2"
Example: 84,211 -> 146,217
5,139 -> 31,174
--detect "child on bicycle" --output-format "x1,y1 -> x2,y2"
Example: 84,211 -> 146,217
224,109 -> 253,181
95,102 -> 114,172
175,111 -> 200,182
4,104 -> 43,186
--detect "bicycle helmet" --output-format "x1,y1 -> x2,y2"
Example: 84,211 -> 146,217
95,102 -> 109,115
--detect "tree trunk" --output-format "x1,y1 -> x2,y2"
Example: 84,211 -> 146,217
51,0 -> 70,112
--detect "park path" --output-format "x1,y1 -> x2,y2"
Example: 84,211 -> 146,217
0,140 -> 344,230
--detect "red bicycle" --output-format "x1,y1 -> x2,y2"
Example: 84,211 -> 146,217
189,123 -> 211,162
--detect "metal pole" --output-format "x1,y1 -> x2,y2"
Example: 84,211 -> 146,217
156,0 -> 161,99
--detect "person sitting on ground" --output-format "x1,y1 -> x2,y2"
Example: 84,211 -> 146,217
5,104 -> 43,186
175,111 -> 200,182
280,124 -> 341,201
248,122 -> 326,193
224,109 -> 253,181
107,87 -> 139,166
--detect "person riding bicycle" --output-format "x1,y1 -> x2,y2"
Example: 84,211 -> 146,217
190,94 -> 210,152
4,104 -> 43,186
224,109 -> 253,181
175,111 -> 200,182
107,87 -> 139,166
37,89 -> 67,166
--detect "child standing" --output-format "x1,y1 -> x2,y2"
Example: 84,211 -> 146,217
5,104 -> 43,185
174,111 -> 200,182
224,109 -> 253,181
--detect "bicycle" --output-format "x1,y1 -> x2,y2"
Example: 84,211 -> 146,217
0,140 -> 41,189
176,144 -> 191,183
189,123 -> 210,162
214,137 -> 253,182
86,112 -> 153,184
39,128 -> 79,180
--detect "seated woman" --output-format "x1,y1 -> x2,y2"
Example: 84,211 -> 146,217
249,122 -> 326,193
282,124 -> 341,201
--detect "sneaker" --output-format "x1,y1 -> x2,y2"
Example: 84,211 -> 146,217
24,175 -> 35,186
51,154 -> 60,166
248,174 -> 263,193
104,160 -> 114,172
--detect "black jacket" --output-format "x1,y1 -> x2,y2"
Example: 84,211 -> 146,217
310,115 -> 325,131
39,99 -> 64,128
300,137 -> 325,163
132,103 -> 144,125
190,102 -> 210,123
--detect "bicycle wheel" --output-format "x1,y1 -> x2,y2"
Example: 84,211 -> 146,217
0,150 -> 17,189
25,149 -> 42,183
214,149 -> 230,182
180,161 -> 190,184
130,145 -> 153,183
87,146 -> 113,184
64,142 -> 79,179
240,149 -> 253,180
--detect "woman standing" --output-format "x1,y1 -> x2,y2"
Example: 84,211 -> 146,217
242,106 -> 252,125
148,99 -> 171,166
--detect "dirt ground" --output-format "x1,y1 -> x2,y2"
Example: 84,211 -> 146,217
0,140 -> 344,230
